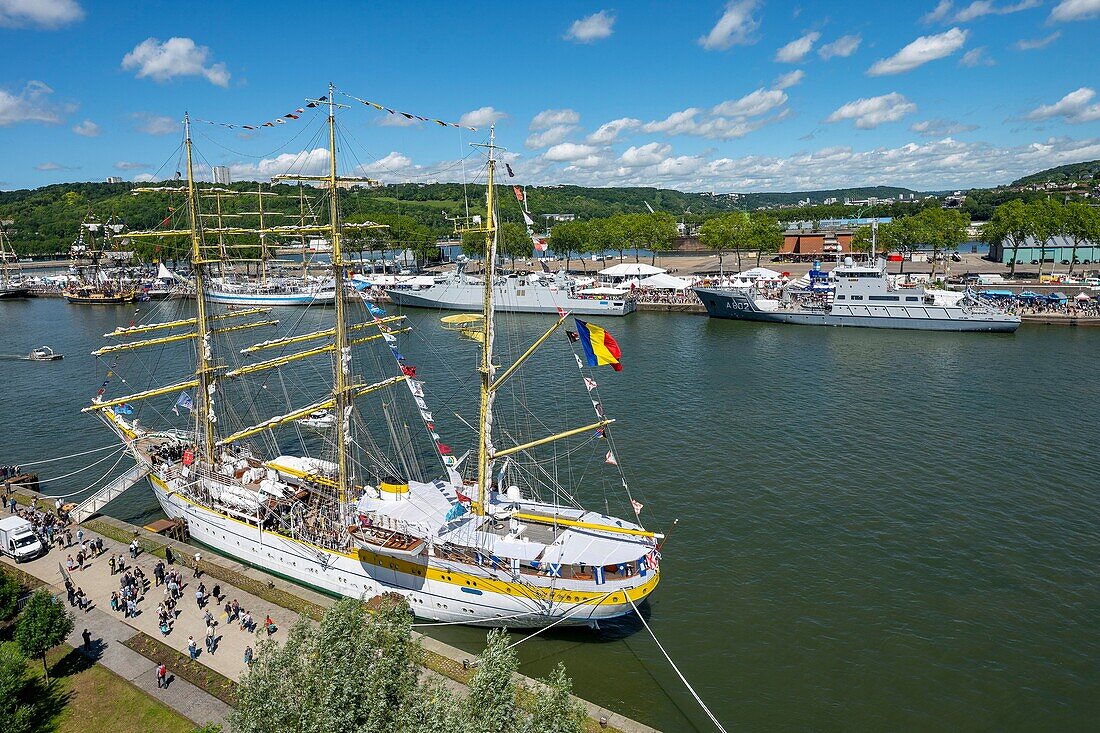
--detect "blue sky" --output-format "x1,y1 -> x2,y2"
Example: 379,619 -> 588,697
2,0 -> 1099,192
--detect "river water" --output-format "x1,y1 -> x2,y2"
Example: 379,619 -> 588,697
2,297 -> 1097,731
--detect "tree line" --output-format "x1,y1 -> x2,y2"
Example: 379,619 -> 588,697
981,199 -> 1100,276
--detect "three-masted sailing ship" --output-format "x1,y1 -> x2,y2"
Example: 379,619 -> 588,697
0,221 -> 34,299
87,87 -> 661,627
65,214 -> 136,304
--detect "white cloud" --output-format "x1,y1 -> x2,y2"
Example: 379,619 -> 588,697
910,119 -> 979,136
544,142 -> 600,162
620,142 -> 673,167
643,108 -> 702,135
1050,0 -> 1100,21
959,46 -> 995,66
72,119 -> 99,137
775,31 -> 820,63
827,92 -> 917,129
1025,87 -> 1100,124
525,125 -> 576,149
458,106 -> 506,128
35,161 -> 77,171
355,152 -> 419,180
713,88 -> 787,118
868,28 -> 968,75
924,0 -> 1041,23
773,69 -> 805,89
587,117 -> 640,144
699,0 -> 760,50
227,147 -> 331,180
132,173 -> 157,183
132,113 -> 178,136
114,161 -> 149,171
0,81 -> 62,126
0,0 -> 82,28
530,109 -> 580,130
121,37 -> 230,87
1014,32 -> 1061,50
923,0 -> 955,23
818,34 -> 862,59
376,113 -> 421,127
564,10 -> 615,43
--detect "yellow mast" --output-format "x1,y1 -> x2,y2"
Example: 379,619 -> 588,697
475,125 -> 498,516
326,82 -> 351,508
184,113 -> 216,462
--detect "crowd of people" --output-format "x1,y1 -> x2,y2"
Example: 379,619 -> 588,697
629,288 -> 702,305
3,488 -> 278,677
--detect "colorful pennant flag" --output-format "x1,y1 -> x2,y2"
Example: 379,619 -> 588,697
631,499 -> 644,515
605,450 -> 617,466
574,318 -> 623,372
195,105 -> 311,133
338,89 -> 478,130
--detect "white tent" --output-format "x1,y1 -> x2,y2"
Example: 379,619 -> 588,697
1075,292 -> 1092,301
598,263 -> 666,278
637,272 -> 694,290
735,267 -> 783,280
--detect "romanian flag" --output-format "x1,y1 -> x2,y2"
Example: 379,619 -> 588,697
574,319 -> 622,372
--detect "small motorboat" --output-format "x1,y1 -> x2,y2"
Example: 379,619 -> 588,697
296,409 -> 334,429
25,346 -> 63,361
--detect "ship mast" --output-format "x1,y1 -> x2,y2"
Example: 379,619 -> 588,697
326,82 -> 352,508
184,112 -> 217,462
475,125 -> 499,515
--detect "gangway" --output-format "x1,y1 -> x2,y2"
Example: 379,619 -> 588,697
69,463 -> 151,524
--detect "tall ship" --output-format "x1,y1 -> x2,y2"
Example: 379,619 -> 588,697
85,90 -> 660,628
201,184 -> 340,307
695,256 -> 1020,332
0,221 -> 34,299
64,214 -> 136,305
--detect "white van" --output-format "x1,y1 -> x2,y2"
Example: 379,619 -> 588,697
0,516 -> 44,563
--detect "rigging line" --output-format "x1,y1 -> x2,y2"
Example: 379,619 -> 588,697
492,592 -> 616,657
36,450 -> 130,500
18,443 -> 121,466
31,446 -> 128,485
628,596 -> 729,733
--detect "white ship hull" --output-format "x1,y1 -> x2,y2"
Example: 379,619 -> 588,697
147,472 -> 656,628
205,289 -> 336,307
387,281 -> 634,316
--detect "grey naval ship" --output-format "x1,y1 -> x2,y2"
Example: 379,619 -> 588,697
387,257 -> 635,316
695,257 -> 1020,332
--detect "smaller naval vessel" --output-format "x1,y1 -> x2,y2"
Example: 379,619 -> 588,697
695,256 -> 1020,332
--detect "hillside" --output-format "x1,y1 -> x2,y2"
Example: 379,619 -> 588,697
735,186 -> 918,208
1012,160 -> 1100,186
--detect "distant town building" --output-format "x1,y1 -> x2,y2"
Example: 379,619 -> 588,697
779,228 -> 854,260
106,176 -> 123,184
212,166 -> 232,185
823,197 -> 838,205
542,213 -> 576,223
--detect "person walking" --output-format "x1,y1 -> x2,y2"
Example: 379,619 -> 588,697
244,645 -> 253,667
187,636 -> 198,660
76,528 -> 84,545
205,624 -> 215,655
154,561 -> 164,587
108,555 -> 116,575
156,663 -> 167,688
164,546 -> 174,565
193,552 -> 201,577
65,579 -> 75,606
82,628 -> 92,652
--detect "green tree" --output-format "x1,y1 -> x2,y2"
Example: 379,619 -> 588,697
748,213 -> 782,267
525,663 -> 587,733
1026,199 -> 1065,278
548,220 -> 587,272
0,568 -> 20,622
908,208 -> 969,278
639,212 -> 678,266
462,628 -> 518,733
851,225 -> 874,254
982,199 -> 1033,277
0,642 -> 34,733
499,222 -> 532,266
699,213 -> 749,275
1063,201 -> 1100,274
14,589 -> 73,685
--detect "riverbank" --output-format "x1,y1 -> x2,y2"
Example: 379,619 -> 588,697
4,492 -> 659,733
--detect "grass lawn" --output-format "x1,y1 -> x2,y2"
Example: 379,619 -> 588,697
23,644 -> 196,733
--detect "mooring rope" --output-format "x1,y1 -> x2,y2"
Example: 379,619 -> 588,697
18,443 -> 121,466
628,596 -> 729,733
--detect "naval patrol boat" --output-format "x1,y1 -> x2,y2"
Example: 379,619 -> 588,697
387,256 -> 635,316
695,256 -> 1020,332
